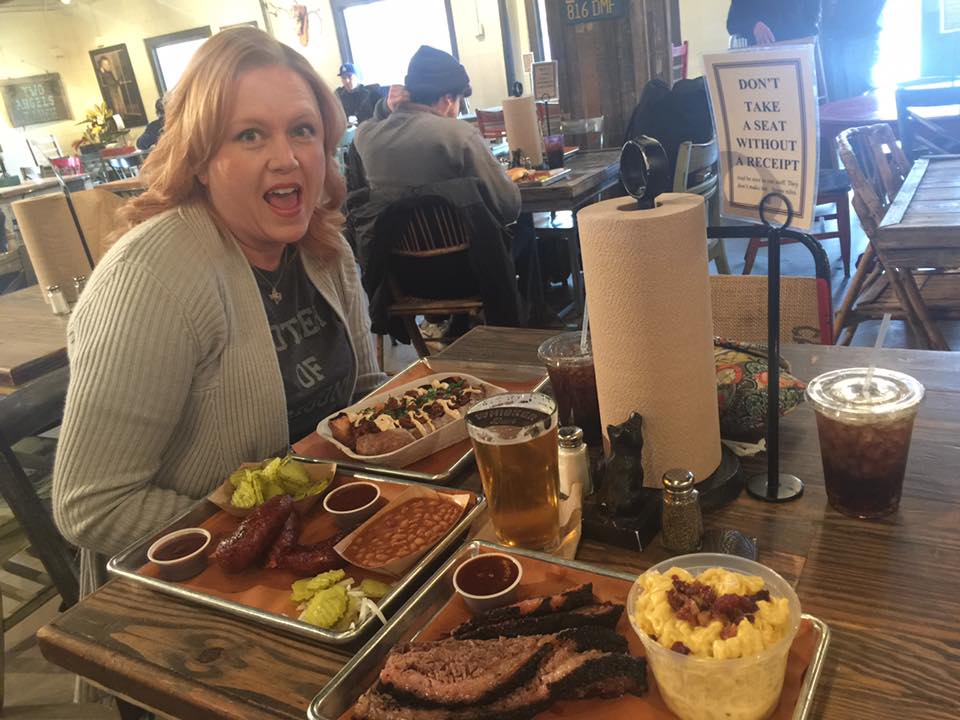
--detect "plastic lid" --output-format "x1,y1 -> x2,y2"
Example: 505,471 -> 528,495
537,332 -> 592,365
805,367 -> 924,424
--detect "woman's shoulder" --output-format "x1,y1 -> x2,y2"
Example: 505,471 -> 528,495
101,203 -> 220,272
82,203 -> 228,321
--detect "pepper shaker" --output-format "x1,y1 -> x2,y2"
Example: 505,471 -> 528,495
660,468 -> 703,553
73,275 -> 87,298
46,284 -> 70,316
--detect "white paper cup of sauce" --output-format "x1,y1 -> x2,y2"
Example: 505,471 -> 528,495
323,481 -> 382,528
147,528 -> 211,582
453,552 -> 523,613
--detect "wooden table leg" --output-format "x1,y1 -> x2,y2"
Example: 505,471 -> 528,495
899,270 -> 951,350
881,265 -> 938,349
833,243 -> 875,342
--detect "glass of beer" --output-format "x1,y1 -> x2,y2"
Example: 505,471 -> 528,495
806,368 -> 924,519
466,392 -> 561,551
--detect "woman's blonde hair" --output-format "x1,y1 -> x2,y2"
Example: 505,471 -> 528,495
121,28 -> 346,258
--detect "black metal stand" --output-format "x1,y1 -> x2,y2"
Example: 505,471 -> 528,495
745,192 -> 804,502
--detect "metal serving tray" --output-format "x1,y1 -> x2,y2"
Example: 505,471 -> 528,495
294,357 -> 548,485
107,470 -> 486,646
308,540 -> 831,720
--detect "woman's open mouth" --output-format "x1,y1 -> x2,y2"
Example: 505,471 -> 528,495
264,185 -> 303,215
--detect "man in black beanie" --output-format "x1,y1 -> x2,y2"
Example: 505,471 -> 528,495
355,45 -> 519,224
352,45 -> 523,341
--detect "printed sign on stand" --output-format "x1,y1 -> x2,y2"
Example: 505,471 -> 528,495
531,61 -> 559,100
703,45 -> 819,230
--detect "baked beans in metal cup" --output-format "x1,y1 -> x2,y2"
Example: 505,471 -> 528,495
627,553 -> 801,720
805,368 -> 924,519
466,392 -> 561,552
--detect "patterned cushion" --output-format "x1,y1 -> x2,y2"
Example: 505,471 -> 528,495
715,339 -> 806,441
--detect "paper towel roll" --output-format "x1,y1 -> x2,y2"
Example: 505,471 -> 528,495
502,95 -> 543,167
12,189 -> 125,304
577,193 -> 721,487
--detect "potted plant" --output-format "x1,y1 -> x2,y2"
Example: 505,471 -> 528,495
73,102 -> 125,153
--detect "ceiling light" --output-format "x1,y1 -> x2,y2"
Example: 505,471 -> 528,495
61,0 -> 72,5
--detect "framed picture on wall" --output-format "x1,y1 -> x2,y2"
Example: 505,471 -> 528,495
89,44 -> 148,127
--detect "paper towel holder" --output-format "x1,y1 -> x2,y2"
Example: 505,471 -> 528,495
619,136 -> 670,210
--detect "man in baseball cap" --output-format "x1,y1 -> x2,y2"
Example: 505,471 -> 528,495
335,62 -> 379,124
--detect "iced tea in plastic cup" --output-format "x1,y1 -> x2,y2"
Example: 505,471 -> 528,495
538,332 -> 602,446
806,368 -> 924,519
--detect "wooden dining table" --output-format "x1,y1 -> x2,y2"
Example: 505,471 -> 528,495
875,155 -> 960,351
517,149 -> 621,321
0,286 -> 69,392
36,326 -> 960,719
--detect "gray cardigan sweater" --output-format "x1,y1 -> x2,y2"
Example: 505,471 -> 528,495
53,202 -> 382,594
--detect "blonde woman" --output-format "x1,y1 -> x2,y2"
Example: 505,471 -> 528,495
53,28 -> 383,596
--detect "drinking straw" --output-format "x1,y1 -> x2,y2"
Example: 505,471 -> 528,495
580,298 -> 589,353
863,312 -> 892,397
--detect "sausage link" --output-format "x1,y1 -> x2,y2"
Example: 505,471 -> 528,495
213,495 -> 294,573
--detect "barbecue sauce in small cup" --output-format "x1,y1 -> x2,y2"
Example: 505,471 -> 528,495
455,554 -> 521,597
326,482 -> 379,512
152,532 -> 207,561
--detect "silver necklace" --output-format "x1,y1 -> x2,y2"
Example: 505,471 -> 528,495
252,246 -> 297,304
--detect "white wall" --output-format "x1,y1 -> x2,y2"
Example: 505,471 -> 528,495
0,0 -> 531,156
678,0 -> 730,78
0,0 -> 343,153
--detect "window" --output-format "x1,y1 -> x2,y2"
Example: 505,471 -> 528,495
145,27 -> 212,95
332,0 -> 457,87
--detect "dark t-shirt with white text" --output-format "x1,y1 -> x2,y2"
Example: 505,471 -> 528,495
254,249 -> 355,443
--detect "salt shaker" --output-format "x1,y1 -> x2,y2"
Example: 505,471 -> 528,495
558,426 -> 589,504
46,284 -> 70,316
660,468 -> 703,553
73,275 -> 87,297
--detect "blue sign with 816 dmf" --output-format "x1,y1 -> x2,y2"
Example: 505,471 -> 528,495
564,0 -> 625,25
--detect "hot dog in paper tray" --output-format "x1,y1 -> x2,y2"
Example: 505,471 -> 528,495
317,373 -> 506,468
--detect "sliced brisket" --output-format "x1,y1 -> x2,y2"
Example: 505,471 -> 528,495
378,634 -> 550,708
449,583 -> 594,639
452,602 -> 625,641
354,628 -> 646,720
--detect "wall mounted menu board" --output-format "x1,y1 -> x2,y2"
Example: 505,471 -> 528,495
1,74 -> 72,127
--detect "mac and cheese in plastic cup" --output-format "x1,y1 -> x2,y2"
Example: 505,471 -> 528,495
628,554 -> 801,720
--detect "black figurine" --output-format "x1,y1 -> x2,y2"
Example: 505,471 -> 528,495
597,413 -> 647,517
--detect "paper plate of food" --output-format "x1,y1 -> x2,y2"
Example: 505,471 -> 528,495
317,373 -> 506,468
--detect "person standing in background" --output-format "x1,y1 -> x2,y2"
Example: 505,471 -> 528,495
335,63 -> 380,124
821,0 -> 886,99
726,0 -> 821,45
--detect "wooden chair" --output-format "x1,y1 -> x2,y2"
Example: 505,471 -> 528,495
895,80 -> 960,162
709,225 -> 833,344
0,367 -> 79,610
559,116 -> 604,150
742,170 -> 852,277
379,199 -> 485,361
833,123 -> 960,345
671,40 -> 689,84
475,108 -> 506,140
674,139 -> 731,274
